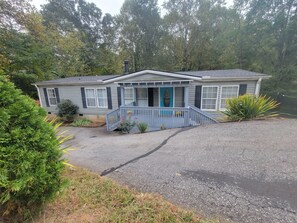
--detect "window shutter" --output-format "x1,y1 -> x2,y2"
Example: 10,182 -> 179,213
117,87 -> 121,107
107,87 -> 112,109
54,88 -> 60,103
195,86 -> 202,108
81,87 -> 87,108
43,88 -> 50,107
239,84 -> 247,96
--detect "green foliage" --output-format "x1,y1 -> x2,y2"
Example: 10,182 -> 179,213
1,0 -> 297,99
57,99 -> 79,122
137,122 -> 148,133
70,118 -> 92,127
0,75 -> 64,219
117,0 -> 162,71
10,72 -> 39,98
118,118 -> 136,134
222,94 -> 279,121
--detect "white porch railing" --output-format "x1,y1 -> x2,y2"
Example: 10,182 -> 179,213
106,108 -> 121,131
189,106 -> 218,125
106,106 -> 217,132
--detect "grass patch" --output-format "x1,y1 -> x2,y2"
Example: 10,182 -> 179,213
30,167 -> 212,223
70,118 -> 92,127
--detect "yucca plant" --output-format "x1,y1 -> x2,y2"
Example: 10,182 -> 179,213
137,122 -> 148,133
222,94 -> 279,121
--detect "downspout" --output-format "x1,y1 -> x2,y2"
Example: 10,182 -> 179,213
34,84 -> 43,107
255,78 -> 262,97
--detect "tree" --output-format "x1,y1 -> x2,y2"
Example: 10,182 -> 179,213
117,0 -> 162,71
41,0 -> 120,74
162,0 -> 237,71
0,74 -> 64,219
234,0 -> 297,94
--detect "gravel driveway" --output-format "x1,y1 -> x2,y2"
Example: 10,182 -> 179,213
64,119 -> 297,223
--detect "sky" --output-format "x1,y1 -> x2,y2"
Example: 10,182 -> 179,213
31,0 -> 233,16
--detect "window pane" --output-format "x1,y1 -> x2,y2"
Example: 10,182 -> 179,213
124,88 -> 134,105
136,88 -> 148,106
97,89 -> 107,108
47,89 -> 55,98
221,86 -> 239,109
175,87 -> 184,107
47,89 -> 57,105
86,89 -> 96,97
87,98 -> 96,107
202,86 -> 218,110
49,98 -> 57,105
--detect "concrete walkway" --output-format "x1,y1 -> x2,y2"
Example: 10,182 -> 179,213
64,119 -> 297,223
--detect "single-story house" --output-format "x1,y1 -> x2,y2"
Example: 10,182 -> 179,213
34,69 -> 270,131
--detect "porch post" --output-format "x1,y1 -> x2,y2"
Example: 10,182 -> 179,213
121,87 -> 125,106
184,86 -> 189,107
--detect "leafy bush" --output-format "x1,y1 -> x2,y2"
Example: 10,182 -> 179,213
118,119 -> 136,133
137,122 -> 148,133
57,99 -> 79,122
70,118 -> 92,127
10,72 -> 39,99
0,75 -> 64,219
222,94 -> 279,121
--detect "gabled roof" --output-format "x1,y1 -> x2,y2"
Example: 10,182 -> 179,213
103,70 -> 202,83
34,69 -> 270,86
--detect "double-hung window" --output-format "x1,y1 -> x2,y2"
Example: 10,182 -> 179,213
124,87 -> 134,105
201,86 -> 218,110
220,86 -> 239,110
85,88 -> 107,108
97,88 -> 108,108
85,89 -> 97,107
47,88 -> 57,106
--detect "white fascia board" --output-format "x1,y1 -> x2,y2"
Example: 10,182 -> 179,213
103,70 -> 202,84
201,76 -> 271,82
33,81 -> 104,86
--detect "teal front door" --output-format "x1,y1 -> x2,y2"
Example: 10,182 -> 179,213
160,87 -> 173,108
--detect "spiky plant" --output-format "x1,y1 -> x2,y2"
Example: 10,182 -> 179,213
222,94 -> 279,121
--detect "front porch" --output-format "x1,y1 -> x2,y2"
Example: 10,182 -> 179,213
106,79 -> 217,132
106,106 -> 217,132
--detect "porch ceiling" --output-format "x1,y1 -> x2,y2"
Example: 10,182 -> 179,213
116,79 -> 192,87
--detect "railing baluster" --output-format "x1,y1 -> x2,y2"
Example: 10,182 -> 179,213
106,105 -> 217,131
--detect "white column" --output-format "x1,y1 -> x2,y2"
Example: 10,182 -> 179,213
184,86 -> 189,107
121,87 -> 125,106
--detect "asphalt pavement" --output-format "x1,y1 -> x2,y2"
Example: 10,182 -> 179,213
64,119 -> 297,223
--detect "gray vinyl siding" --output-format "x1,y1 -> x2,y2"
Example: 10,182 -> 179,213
188,80 -> 257,109
39,83 -> 119,115
38,79 -> 258,115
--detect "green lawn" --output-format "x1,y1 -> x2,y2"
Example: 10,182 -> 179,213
31,167 -> 221,223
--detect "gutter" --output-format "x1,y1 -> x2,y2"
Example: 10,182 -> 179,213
255,78 -> 262,97
33,80 -> 104,86
201,76 -> 271,82
34,84 -> 43,107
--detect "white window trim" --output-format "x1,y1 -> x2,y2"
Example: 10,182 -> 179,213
47,88 -> 57,106
97,87 -> 108,108
219,85 -> 239,111
85,88 -> 108,108
201,86 -> 219,111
